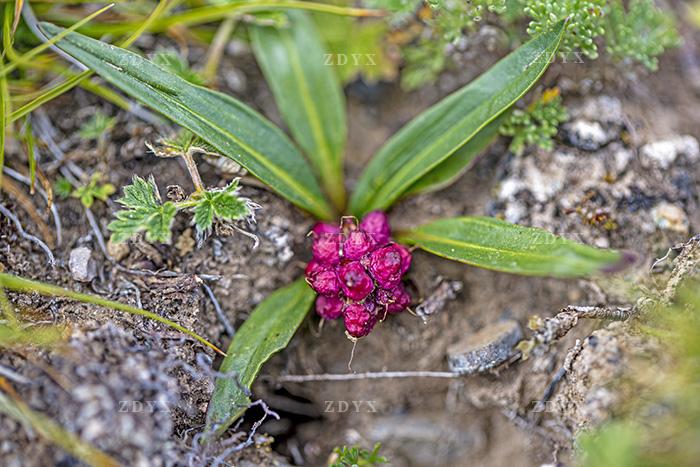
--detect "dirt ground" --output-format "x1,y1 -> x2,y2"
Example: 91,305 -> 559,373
1,10 -> 700,467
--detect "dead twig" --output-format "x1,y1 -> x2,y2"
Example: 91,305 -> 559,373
0,203 -> 55,266
1,176 -> 55,248
531,305 -> 634,346
3,167 -> 62,247
202,282 -> 234,337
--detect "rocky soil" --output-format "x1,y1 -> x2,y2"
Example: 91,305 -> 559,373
1,19 -> 700,467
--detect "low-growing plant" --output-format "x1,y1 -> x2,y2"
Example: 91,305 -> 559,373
499,87 -> 569,155
78,110 -> 116,141
56,172 -> 115,208
41,9 -> 631,438
107,128 -> 259,245
330,442 -> 388,466
397,0 -> 680,90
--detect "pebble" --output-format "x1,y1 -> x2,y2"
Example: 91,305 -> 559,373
564,119 -> 612,151
69,247 -> 97,282
640,135 -> 699,169
107,238 -> 129,261
447,320 -> 523,375
652,202 -> 689,234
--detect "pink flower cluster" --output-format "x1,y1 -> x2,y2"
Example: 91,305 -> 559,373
305,211 -> 412,338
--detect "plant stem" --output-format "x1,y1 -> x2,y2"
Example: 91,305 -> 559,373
183,150 -> 205,192
0,273 -> 226,356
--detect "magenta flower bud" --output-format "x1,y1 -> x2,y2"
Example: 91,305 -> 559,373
311,222 -> 339,236
360,211 -> 391,246
312,233 -> 341,265
308,268 -> 341,295
396,243 -> 412,274
304,259 -> 325,278
377,285 -> 411,314
368,244 -> 404,288
343,230 -> 373,260
338,261 -> 374,301
344,302 -> 377,338
315,295 -> 345,320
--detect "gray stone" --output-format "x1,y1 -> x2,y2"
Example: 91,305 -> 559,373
564,119 -> 613,151
447,320 -> 523,375
640,135 -> 699,169
69,247 -> 97,282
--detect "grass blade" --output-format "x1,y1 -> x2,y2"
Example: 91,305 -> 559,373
11,0 -> 167,123
41,23 -> 334,219
0,3 -> 114,78
396,216 -> 626,278
0,273 -> 225,355
206,279 -> 315,435
349,20 -> 567,217
251,11 -> 347,209
46,1 -> 383,37
0,56 -> 9,188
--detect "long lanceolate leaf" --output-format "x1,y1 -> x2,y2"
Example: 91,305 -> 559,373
349,20 -> 567,217
396,217 -> 625,278
40,23 -> 334,220
207,279 -> 315,434
251,11 -> 347,209
403,114 -> 505,197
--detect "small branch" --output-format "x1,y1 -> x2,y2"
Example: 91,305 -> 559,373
0,203 -> 55,267
183,151 -> 204,192
531,305 -> 633,346
276,371 -> 460,383
202,282 -> 234,337
3,167 -> 63,247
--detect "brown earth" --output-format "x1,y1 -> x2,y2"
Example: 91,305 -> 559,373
1,12 -> 700,467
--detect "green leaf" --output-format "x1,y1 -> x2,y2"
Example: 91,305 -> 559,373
108,175 -> 177,244
71,173 -> 115,208
403,114 -> 505,197
78,111 -> 116,140
54,177 -> 74,199
207,279 -> 315,434
349,19 -> 567,217
396,216 -> 624,278
152,50 -> 205,85
40,23 -> 334,221
190,181 -> 252,235
250,11 -> 347,209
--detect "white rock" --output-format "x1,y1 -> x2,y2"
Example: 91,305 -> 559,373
652,202 -> 689,234
566,119 -> 610,151
640,135 -> 700,169
69,247 -> 97,282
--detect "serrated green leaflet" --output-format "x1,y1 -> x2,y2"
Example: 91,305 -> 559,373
207,279 -> 315,434
41,23 -> 334,220
251,10 -> 347,209
349,20 -> 567,217
191,181 -> 251,234
108,175 -> 176,244
396,216 -> 624,278
403,114 -> 505,197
